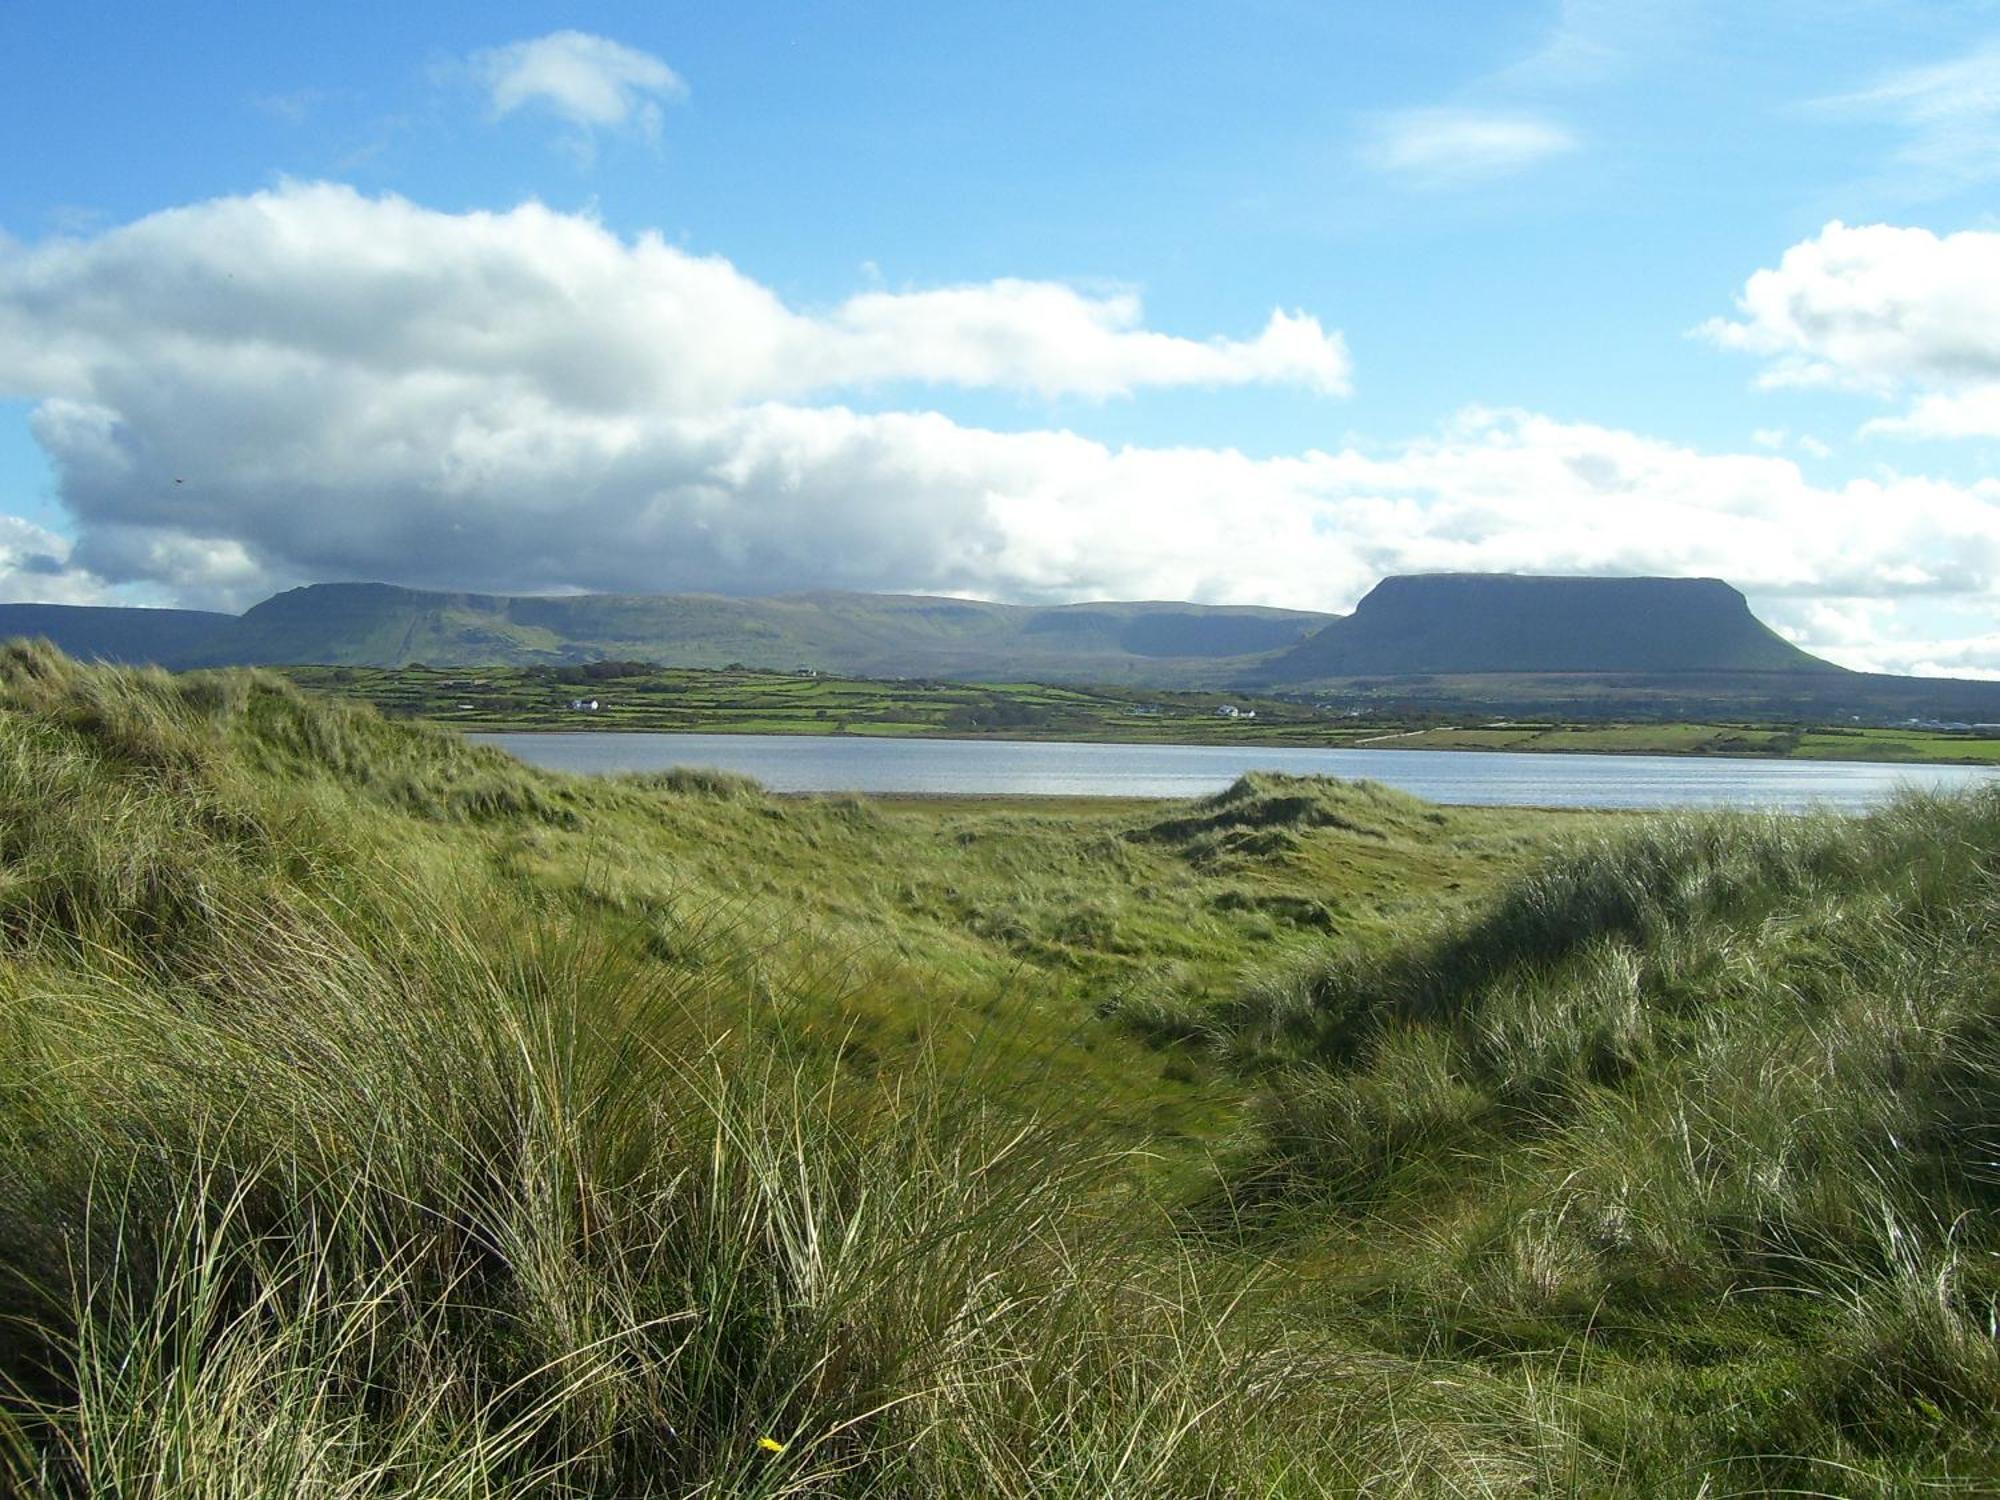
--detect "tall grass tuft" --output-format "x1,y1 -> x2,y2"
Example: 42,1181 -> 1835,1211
1203,787 -> 2000,1487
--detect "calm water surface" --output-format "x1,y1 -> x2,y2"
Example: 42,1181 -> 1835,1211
470,732 -> 2000,812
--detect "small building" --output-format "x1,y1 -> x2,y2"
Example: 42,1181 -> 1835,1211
1132,703 -> 1163,717
1215,704 -> 1240,719
568,698 -> 601,713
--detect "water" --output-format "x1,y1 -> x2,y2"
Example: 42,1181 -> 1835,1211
469,732 -> 2000,812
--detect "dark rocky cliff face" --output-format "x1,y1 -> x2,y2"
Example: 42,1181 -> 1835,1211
1265,573 -> 1843,679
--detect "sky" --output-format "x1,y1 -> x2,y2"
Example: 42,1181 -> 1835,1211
3,1 -> 2000,676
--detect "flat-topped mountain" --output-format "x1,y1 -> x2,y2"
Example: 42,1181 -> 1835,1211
1260,573 -> 1840,681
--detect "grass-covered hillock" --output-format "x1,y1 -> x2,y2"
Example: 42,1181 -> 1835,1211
0,663 -> 1215,1491
0,644 -> 1992,1494
1139,772 -> 1447,863
1193,797 -> 2000,1488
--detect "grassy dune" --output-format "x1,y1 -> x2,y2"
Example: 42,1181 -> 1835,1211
0,645 -> 1992,1495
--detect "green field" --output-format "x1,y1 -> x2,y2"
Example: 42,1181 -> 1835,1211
2,647 -> 1996,1494
283,660 -> 1386,745
285,660 -> 2000,764
1372,719 -> 2000,763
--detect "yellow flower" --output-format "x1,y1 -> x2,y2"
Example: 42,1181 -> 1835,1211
757,1436 -> 786,1454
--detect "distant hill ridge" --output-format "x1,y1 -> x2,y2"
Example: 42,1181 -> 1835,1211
13,576 -> 1997,721
0,602 -> 235,664
0,582 -> 1331,684
214,582 -> 1329,681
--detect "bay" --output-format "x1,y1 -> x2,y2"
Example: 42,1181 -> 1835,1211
469,732 -> 2000,812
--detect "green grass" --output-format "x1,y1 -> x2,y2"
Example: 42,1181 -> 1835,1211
1180,795 -> 2000,1492
284,660 -> 1380,746
286,661 -> 2000,764
0,643 -> 1994,1495
1327,718 -> 2000,763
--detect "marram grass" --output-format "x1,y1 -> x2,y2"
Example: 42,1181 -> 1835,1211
0,642 -> 1993,1495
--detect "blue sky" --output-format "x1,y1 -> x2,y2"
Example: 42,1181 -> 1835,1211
3,1 -> 2000,673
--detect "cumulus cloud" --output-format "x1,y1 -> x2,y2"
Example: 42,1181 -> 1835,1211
1866,389 -> 2000,442
0,516 -> 110,605
1702,220 -> 2000,438
1893,643 -> 2000,682
1759,596 -> 2000,679
0,184 -> 1348,418
470,31 -> 685,140
0,183 -> 1347,606
1360,109 -> 1577,186
1,181 -> 1999,679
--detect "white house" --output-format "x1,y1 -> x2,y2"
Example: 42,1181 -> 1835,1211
1215,704 -> 1240,718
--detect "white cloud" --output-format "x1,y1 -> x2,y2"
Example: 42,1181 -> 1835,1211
1896,649 -> 2000,683
1360,109 -> 1578,187
1750,426 -> 1834,458
470,31 -> 686,141
1865,388 -> 2000,441
0,183 -> 1350,416
820,286 -> 1350,398
0,184 -> 1347,607
1814,40 -> 2000,195
1495,0 -> 1698,90
1702,219 -> 2000,437
1,181 -> 1998,675
0,516 -> 109,605
1759,595 -> 2000,678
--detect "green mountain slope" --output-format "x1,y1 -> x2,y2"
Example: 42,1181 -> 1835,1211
1262,573 -> 1841,681
180,581 -> 1330,681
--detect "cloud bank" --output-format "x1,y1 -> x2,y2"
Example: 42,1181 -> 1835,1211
2,185 -> 2000,675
